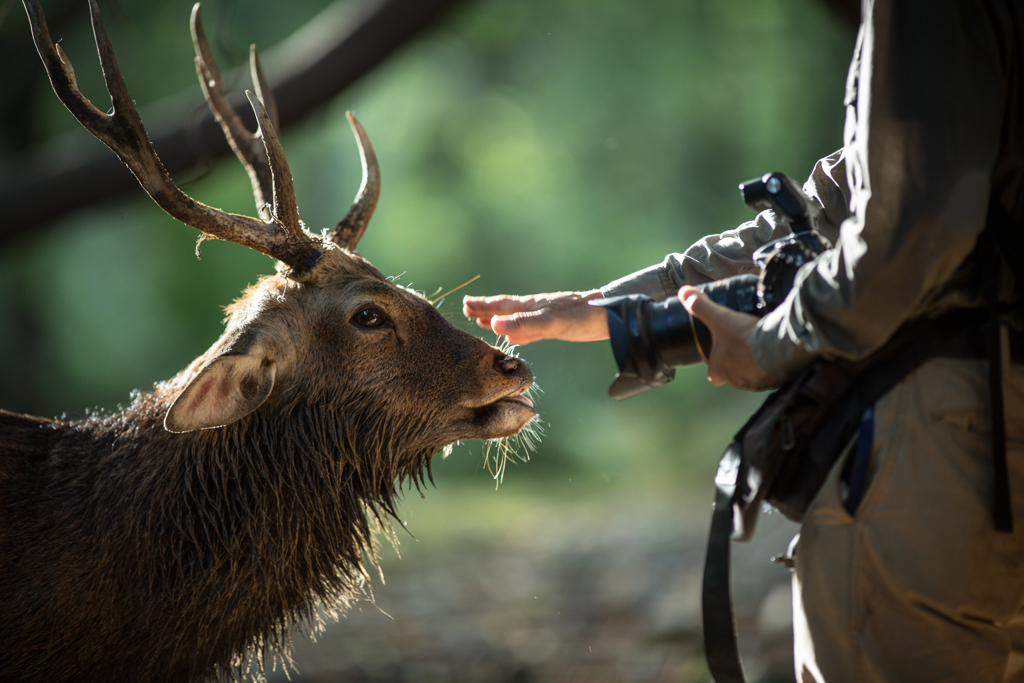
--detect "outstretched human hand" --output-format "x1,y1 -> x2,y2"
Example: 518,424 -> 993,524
463,290 -> 609,345
679,285 -> 781,391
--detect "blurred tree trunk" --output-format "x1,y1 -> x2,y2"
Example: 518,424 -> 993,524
820,0 -> 860,29
0,0 -> 465,246
0,0 -> 857,246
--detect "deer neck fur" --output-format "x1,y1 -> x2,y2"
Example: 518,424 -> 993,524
1,373 -> 439,681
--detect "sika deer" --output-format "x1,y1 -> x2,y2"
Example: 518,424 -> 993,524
0,2 -> 536,681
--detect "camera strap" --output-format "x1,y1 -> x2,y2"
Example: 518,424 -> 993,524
701,440 -> 747,683
981,192 -> 1024,532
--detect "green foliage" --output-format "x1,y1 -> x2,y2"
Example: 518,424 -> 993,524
0,0 -> 853,493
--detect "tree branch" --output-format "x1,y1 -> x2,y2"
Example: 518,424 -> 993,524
0,0 -> 465,245
819,0 -> 859,31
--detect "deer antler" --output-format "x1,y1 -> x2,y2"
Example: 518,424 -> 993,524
25,0 -> 382,277
190,3 -> 380,255
190,3 -> 279,223
331,112 -> 381,250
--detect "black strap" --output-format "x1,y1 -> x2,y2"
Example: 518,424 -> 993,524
702,443 -> 746,683
987,197 -> 1024,295
982,226 -> 1013,532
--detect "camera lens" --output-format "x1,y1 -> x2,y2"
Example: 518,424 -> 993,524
649,297 -> 711,369
593,273 -> 758,400
593,294 -> 711,400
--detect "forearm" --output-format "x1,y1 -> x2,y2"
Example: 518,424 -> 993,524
601,150 -> 851,301
599,214 -> 776,300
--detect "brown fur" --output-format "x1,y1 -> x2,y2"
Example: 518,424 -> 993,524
0,248 -> 535,682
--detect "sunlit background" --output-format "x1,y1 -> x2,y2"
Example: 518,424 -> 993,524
0,0 -> 854,680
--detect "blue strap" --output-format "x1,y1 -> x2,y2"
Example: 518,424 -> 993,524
844,407 -> 874,515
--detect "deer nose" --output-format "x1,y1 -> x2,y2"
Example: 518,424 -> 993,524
494,355 -> 523,375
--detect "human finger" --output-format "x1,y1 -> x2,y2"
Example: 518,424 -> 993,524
490,309 -> 552,344
491,306 -> 589,344
679,286 -> 778,390
679,287 -> 731,385
462,294 -> 543,321
492,299 -> 610,344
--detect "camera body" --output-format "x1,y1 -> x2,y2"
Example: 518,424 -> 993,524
595,172 -> 830,400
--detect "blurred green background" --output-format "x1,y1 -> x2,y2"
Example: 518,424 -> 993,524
0,0 -> 854,679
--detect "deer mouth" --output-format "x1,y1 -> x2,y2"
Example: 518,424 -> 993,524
484,387 -> 536,418
467,386 -> 536,439
498,392 -> 534,409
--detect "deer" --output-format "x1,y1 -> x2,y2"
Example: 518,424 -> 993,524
0,1 -> 537,681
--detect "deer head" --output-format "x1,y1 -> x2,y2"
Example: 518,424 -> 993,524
24,0 -> 536,451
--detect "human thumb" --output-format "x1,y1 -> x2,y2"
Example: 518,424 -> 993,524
678,286 -> 728,333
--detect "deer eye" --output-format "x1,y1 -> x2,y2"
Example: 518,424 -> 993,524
352,307 -> 387,328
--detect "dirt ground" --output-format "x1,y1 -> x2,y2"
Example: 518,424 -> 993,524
264,488 -> 800,683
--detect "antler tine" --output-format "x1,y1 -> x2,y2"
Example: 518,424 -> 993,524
192,3 -> 305,254
191,3 -> 274,222
250,45 -> 279,132
245,91 -> 302,240
23,0 -> 322,276
330,112 -> 381,251
21,11 -> 92,148
24,0 -> 146,171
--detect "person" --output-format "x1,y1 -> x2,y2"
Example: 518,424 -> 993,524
464,1 -> 1024,681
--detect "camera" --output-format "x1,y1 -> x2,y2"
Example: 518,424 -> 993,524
593,172 -> 831,400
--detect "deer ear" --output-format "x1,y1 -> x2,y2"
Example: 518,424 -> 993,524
164,353 -> 276,433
